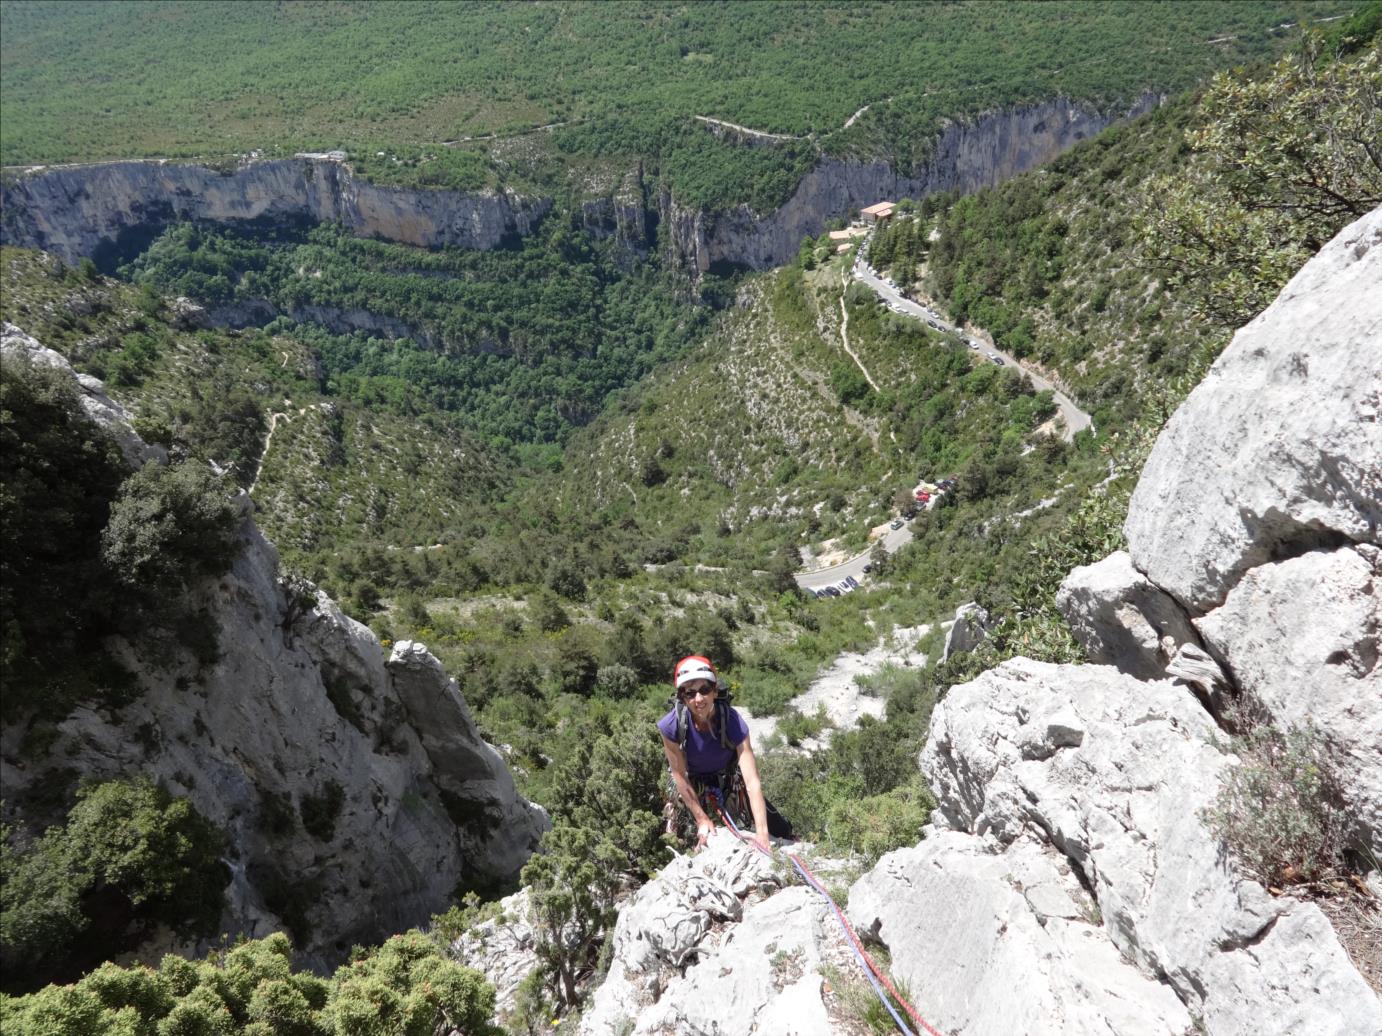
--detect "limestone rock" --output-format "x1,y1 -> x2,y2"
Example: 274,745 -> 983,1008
0,157 -> 552,265
449,889 -> 539,1019
0,330 -> 546,970
580,834 -> 829,1036
941,602 -> 990,662
849,831 -> 1192,1036
1056,550 -> 1201,680
1,321 -> 167,467
1125,207 -> 1382,613
1195,545 -> 1382,852
169,296 -> 210,330
920,657 -> 1381,1036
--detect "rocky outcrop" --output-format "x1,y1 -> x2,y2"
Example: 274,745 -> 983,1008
1073,207 -> 1382,853
579,835 -> 857,1036
941,601 -> 991,662
1125,207 -> 1382,614
0,156 -> 552,266
897,658 -> 1380,1036
660,95 -> 1159,274
1056,551 -> 1201,680
0,327 -> 547,969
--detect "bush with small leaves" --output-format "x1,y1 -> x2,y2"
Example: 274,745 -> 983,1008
101,460 -> 240,593
1202,721 -> 1344,887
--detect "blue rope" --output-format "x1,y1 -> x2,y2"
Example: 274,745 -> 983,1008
715,806 -> 918,1036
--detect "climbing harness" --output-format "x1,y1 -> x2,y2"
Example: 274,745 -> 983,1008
711,800 -> 946,1036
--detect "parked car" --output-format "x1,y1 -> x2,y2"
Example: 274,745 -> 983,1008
890,519 -> 904,529
844,576 -> 859,588
862,563 -> 873,573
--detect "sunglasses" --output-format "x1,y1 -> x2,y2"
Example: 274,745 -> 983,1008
679,684 -> 716,701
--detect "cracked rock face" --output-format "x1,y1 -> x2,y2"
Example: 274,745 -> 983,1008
1125,207 -> 1382,615
579,835 -> 859,1036
916,658 -> 1380,1036
0,329 -> 547,970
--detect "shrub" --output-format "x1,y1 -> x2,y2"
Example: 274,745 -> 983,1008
0,930 -> 499,1036
0,778 -> 228,993
1202,721 -> 1344,887
101,460 -> 240,593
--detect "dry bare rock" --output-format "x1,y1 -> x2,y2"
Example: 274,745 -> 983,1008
1195,545 -> 1382,852
580,834 -> 845,1036
1125,207 -> 1382,614
849,831 -> 1192,1036
918,657 -> 1380,1036
1056,550 -> 1200,680
942,602 -> 991,663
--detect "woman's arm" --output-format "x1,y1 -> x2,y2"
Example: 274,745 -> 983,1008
736,737 -> 772,852
661,735 -> 715,845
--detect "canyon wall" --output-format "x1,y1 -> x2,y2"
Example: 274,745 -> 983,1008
1,97 -> 1155,278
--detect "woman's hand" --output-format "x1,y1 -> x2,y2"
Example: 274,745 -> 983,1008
753,830 -> 771,854
697,821 -> 714,848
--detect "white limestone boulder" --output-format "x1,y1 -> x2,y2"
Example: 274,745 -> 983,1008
919,657 -> 1380,1036
1124,207 -> 1382,614
1195,544 -> 1382,852
1056,550 -> 1201,680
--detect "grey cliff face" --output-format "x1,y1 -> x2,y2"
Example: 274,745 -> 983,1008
657,96 -> 1159,275
2,98 -> 1152,280
0,157 -> 552,266
0,330 -> 548,968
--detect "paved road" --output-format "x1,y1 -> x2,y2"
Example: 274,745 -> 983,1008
853,259 -> 1092,440
795,520 -> 914,592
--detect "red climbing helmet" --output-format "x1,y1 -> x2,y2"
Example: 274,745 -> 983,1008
673,655 -> 718,690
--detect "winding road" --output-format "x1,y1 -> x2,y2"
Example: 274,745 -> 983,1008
852,259 -> 1092,440
794,236 -> 1094,593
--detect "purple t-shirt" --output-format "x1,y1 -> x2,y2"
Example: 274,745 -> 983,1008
657,704 -> 750,776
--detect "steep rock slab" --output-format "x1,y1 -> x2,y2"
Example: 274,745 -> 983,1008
922,658 -> 1380,1036
849,831 -> 1191,1036
1125,206 -> 1382,613
1195,545 -> 1382,852
0,330 -> 547,968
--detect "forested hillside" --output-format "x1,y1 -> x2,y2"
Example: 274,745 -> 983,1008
0,1 -> 1356,209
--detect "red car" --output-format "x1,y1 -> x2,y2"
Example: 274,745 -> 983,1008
914,490 -> 930,502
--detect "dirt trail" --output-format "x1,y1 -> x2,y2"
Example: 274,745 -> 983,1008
693,115 -> 802,142
248,406 -> 311,495
837,270 -> 881,393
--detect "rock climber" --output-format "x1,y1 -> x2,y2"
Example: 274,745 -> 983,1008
658,654 -> 794,852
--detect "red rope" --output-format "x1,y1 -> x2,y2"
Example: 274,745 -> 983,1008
711,803 -> 946,1036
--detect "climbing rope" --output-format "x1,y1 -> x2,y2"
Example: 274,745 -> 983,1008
709,800 -> 946,1036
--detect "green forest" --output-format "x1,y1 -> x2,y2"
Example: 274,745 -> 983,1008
0,1 -> 1357,209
